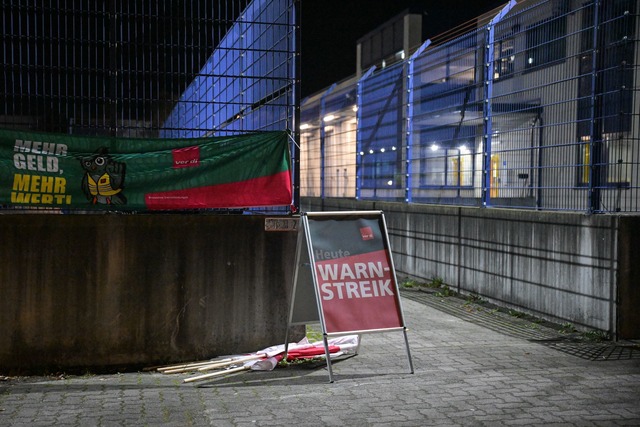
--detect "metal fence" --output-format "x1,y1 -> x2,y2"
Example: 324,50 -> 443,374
1,0 -> 299,212
300,0 -> 640,213
1,0 -> 298,138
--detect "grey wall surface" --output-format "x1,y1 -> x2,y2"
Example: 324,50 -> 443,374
301,198 -> 639,339
0,214 -> 301,374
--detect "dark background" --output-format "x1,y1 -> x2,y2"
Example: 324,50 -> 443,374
300,0 -> 508,97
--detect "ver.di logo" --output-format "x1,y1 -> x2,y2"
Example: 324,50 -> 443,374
360,226 -> 374,241
80,148 -> 127,205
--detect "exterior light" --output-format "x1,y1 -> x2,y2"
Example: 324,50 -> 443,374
300,123 -> 310,130
323,114 -> 336,122
352,105 -> 358,112
380,148 -> 385,153
369,149 -> 374,154
430,144 -> 439,151
387,180 -> 393,186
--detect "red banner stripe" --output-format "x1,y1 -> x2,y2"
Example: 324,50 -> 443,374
144,170 -> 291,209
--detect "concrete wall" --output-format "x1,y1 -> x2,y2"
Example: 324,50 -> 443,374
0,214 -> 301,374
301,197 -> 639,339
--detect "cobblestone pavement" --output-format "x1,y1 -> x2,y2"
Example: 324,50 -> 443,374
1,289 -> 639,426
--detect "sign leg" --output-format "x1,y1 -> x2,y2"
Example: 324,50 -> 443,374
323,334 -> 335,383
403,328 -> 414,374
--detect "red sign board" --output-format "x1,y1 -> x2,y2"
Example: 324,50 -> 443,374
303,212 -> 406,334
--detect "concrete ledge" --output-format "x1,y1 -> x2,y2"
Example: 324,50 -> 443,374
301,197 -> 638,339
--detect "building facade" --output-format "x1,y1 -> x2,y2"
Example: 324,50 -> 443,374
300,0 -> 640,338
300,0 -> 640,213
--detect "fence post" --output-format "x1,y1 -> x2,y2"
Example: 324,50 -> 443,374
108,0 -> 119,137
291,0 -> 301,211
356,66 -> 376,200
320,84 -> 336,200
589,0 -> 604,213
482,0 -> 516,207
406,40 -> 431,204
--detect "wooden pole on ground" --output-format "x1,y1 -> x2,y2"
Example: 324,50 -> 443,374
183,365 -> 250,383
196,354 -> 266,372
160,359 -> 234,374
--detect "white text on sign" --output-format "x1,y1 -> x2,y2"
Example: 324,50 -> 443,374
316,261 -> 393,301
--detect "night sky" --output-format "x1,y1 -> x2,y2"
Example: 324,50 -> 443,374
300,0 -> 509,97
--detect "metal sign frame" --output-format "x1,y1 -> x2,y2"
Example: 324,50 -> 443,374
286,210 -> 414,382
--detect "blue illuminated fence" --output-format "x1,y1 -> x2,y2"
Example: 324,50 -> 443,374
159,0 -> 298,212
300,0 -> 640,213
357,63 -> 405,201
1,0 -> 297,139
161,0 -> 297,138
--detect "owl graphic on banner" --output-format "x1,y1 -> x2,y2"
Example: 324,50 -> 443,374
80,148 -> 127,205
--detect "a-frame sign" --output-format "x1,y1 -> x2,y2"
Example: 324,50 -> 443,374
286,211 -> 414,382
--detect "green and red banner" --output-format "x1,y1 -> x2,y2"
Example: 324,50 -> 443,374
0,128 -> 292,210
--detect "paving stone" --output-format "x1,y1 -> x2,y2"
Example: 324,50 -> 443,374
0,293 -> 639,426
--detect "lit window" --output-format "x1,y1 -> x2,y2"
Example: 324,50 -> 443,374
525,16 -> 566,70
494,38 -> 515,79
